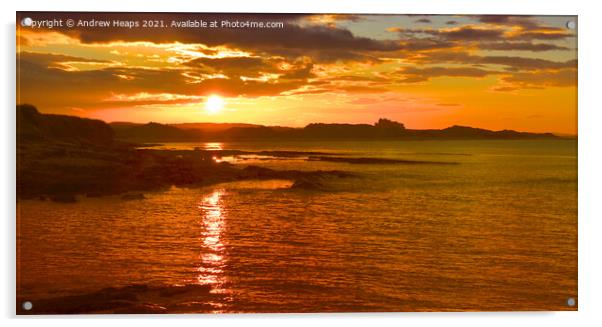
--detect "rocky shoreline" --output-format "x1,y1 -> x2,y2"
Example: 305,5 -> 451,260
17,141 -> 355,202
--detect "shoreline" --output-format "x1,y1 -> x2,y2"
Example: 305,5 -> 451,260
17,140 -> 358,202
17,138 -> 464,203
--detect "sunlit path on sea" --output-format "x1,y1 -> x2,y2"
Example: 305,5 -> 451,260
197,189 -> 231,312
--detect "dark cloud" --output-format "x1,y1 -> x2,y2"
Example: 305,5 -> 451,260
510,31 -> 573,40
499,68 -> 577,88
478,42 -> 570,52
477,15 -> 539,30
415,51 -> 576,71
330,14 -> 365,22
401,48 -> 576,89
280,63 -> 315,80
17,51 -> 110,66
393,26 -> 504,41
396,28 -> 573,52
395,55 -> 576,90
415,18 -> 432,24
398,39 -> 456,51
397,66 -> 494,83
438,26 -> 504,40
445,21 -> 458,25
392,18 -> 574,53
183,56 -> 278,78
476,15 -> 575,40
478,15 -> 514,24
481,56 -> 576,71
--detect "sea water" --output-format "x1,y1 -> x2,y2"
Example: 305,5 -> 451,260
17,139 -> 577,312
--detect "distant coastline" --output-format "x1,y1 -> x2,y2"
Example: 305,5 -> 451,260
112,117 -> 562,143
18,103 -> 566,143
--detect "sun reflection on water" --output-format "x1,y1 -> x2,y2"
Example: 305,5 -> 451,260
197,189 -> 228,294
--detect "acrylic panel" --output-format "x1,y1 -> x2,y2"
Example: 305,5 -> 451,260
16,12 -> 578,314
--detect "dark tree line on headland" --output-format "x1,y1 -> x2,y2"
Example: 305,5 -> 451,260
110,116 -> 558,143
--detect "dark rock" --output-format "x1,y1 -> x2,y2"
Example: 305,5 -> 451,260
308,156 -> 458,165
121,193 -> 146,200
17,104 -> 114,146
243,165 -> 276,178
291,178 -> 325,190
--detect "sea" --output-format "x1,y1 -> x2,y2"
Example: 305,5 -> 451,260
16,139 -> 578,313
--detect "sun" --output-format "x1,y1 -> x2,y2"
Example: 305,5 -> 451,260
205,95 -> 224,114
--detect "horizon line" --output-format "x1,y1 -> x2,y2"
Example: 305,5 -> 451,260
108,119 -> 577,137
18,104 -> 577,137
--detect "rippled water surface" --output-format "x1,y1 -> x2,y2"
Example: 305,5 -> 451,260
17,140 -> 577,312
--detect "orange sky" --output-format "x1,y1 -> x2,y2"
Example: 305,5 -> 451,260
16,13 -> 577,134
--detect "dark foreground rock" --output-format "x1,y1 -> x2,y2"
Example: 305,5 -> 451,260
17,284 -> 217,314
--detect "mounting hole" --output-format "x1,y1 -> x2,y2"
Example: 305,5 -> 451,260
22,301 -> 33,311
566,21 -> 576,30
567,297 -> 576,307
21,17 -> 32,27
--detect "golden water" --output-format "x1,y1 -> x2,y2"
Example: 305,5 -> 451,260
17,140 -> 577,312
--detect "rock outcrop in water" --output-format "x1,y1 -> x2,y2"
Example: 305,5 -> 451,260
291,178 -> 325,190
307,156 -> 459,165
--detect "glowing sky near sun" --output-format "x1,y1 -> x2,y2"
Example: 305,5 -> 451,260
16,13 -> 577,134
